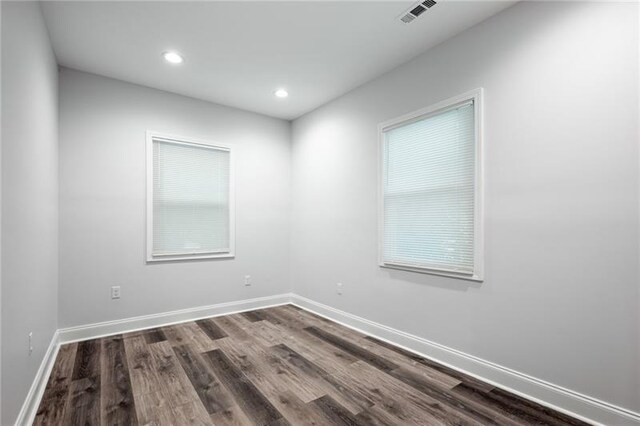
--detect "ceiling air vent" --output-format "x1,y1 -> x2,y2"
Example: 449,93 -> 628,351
399,0 -> 437,24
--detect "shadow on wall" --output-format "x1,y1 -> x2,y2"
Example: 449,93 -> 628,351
383,268 -> 482,293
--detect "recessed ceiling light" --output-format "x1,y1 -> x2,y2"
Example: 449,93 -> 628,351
163,51 -> 184,64
274,88 -> 289,98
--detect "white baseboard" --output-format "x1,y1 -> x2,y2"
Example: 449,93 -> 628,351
290,294 -> 640,426
58,293 -> 292,344
20,293 -> 640,426
15,330 -> 60,426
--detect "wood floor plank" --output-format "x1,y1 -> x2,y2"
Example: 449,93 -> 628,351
143,327 -> 167,344
214,337 -> 302,409
34,343 -> 78,425
209,404 -> 255,426
364,335 -> 495,393
491,387 -> 590,426
173,344 -> 234,414
253,308 -> 288,327
297,316 -> 464,390
162,324 -> 190,347
63,376 -> 101,425
268,417 -> 293,426
280,305 -> 335,329
331,361 -> 479,426
171,401 -> 213,425
243,317 -> 288,347
388,366 -> 519,426
259,307 -> 367,371
133,390 -> 174,425
304,326 -> 399,372
163,322 -> 216,351
264,344 -> 339,403
212,315 -> 252,341
241,309 -> 269,323
202,348 -> 283,425
72,339 -> 101,381
196,318 -> 229,340
123,335 -> 158,397
179,322 -> 222,352
227,312 -> 256,328
217,336 -> 328,404
454,384 -> 588,426
134,390 -> 212,425
358,340 -> 462,390
311,395 -> 360,425
272,391 -> 342,426
270,343 -> 373,415
43,342 -> 79,388
354,404 -> 410,426
101,335 -> 137,425
215,336 -> 327,412
452,383 -> 550,425
267,306 -> 315,330
148,341 -> 202,407
247,318 -> 359,373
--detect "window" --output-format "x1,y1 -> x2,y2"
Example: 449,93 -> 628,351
146,132 -> 234,262
379,89 -> 483,280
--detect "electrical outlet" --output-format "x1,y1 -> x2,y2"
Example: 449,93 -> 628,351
336,282 -> 343,295
244,275 -> 252,286
111,286 -> 121,299
28,332 -> 33,356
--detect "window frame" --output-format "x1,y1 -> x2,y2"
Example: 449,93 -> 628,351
146,130 -> 235,263
377,89 -> 484,281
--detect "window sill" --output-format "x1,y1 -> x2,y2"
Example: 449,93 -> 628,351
379,262 -> 483,282
147,253 -> 235,263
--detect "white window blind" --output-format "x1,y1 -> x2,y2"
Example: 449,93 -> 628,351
148,134 -> 232,261
381,99 -> 478,277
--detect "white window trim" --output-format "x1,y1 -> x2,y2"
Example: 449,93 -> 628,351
377,88 -> 484,282
146,130 -> 236,263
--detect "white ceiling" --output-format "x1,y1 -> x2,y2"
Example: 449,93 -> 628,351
42,1 -> 514,120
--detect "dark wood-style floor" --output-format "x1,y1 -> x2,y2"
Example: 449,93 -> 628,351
35,305 -> 589,425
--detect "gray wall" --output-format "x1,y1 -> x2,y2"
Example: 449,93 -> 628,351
291,1 -> 639,412
1,2 -> 59,424
59,69 -> 291,328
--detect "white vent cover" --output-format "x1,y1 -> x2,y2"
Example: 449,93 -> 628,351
399,0 -> 437,24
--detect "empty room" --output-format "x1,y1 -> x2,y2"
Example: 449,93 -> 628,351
1,0 -> 639,425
